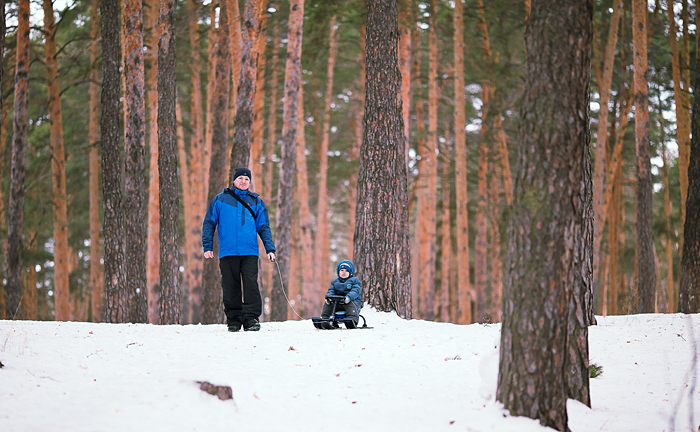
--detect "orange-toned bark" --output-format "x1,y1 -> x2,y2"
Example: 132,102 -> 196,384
347,25 -> 366,260
88,0 -> 102,322
680,0 -> 690,254
660,110 -> 674,312
203,2 -> 218,197
176,100 -> 193,322
289,211 -> 301,319
0,101 -> 7,319
607,154 -> 622,314
227,0 -> 242,180
667,0 -> 690,256
146,0 -> 160,324
250,13 -> 268,189
43,0 -> 70,321
295,91 -> 315,316
591,0 -> 622,303
411,29 -> 424,316
453,0 -> 470,324
20,234 -> 37,320
438,133 -> 451,322
315,15 -> 341,296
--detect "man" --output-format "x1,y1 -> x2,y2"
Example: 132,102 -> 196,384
202,167 -> 276,332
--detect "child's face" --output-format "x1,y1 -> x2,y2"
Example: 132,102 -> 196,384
339,268 -> 350,278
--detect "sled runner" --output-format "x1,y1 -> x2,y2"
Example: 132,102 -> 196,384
312,295 -> 371,330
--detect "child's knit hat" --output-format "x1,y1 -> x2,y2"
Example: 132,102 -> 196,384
336,259 -> 355,277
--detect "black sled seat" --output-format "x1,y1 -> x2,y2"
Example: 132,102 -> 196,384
312,295 -> 371,330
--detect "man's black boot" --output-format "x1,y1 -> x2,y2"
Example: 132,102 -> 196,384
244,319 -> 260,331
228,323 -> 242,332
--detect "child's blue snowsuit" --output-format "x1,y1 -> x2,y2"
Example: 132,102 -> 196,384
321,259 -> 362,324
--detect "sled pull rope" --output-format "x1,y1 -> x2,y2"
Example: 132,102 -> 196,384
273,259 -> 305,320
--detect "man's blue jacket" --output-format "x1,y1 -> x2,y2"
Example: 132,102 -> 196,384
202,188 -> 276,258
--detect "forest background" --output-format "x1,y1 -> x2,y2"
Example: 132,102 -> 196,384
0,0 -> 693,324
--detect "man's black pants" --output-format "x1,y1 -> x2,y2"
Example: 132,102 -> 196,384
220,255 -> 261,326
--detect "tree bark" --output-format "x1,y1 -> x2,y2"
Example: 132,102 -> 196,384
176,100 -> 191,322
88,0 -> 103,323
101,0 -> 126,323
667,0 -> 690,258
315,15 -> 341,298
398,0 -> 411,167
123,0 -> 148,322
591,0 -> 622,305
632,0 -> 655,313
354,0 -> 411,318
250,13 -> 268,188
43,0 -> 71,321
295,91 -> 314,316
678,24 -> 700,313
0,87 -> 7,320
607,151 -> 623,314
410,32 -> 424,316
439,135 -> 451,322
272,0 -> 304,321
203,2 -> 218,203
453,0 -> 470,324
347,24 -> 366,261
145,0 -> 160,324
201,0 -> 232,324
229,0 -> 265,172
680,0 -> 690,255
659,104 -> 674,312
20,234 -> 38,320
157,0 -> 180,324
496,1 -> 592,430
489,132 -> 504,323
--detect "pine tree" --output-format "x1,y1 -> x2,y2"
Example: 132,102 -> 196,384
496,1 -> 593,429
354,0 -> 412,318
6,0 -> 31,319
0,0 -> 4,318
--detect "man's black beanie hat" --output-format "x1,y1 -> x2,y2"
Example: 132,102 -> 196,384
233,167 -> 252,182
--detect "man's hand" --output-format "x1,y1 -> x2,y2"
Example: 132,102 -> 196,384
268,252 -> 276,262
204,251 -> 214,259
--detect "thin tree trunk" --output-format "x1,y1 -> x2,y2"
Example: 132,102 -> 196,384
289,210 -> 301,319
453,0 -> 470,324
399,0 -> 411,167
659,103 -> 674,312
201,0 -> 232,324
295,91 -> 314,317
347,24 -> 366,260
591,0 -> 622,304
187,0 -> 205,324
680,0 -> 690,255
271,0 -> 304,322
315,15 -> 341,296
229,0 -> 265,171
101,0 -> 126,323
227,0 -> 242,176
410,31 -> 424,316
633,0 -> 655,313
146,0 -> 160,324
250,13 -> 268,188
439,135 -> 451,322
20,234 -> 38,320
0,88 -> 8,320
157,0 -> 179,324
608,156 -> 622,314
176,100 -> 192,323
496,2 -> 592,429
667,0 -> 690,258
123,0 -> 148,322
678,22 -> 700,313
203,2 -> 218,201
43,0 -> 70,321
88,0 -> 103,323
354,0 -> 412,318
489,135 -> 504,323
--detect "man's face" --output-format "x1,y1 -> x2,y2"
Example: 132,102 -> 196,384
339,268 -> 350,279
234,176 -> 250,190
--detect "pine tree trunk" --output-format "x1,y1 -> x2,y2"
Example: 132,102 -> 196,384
203,2 -> 218,201
0,0 -> 5,319
315,15 -> 340,297
271,0 -> 304,322
176,100 -> 192,323
20,234 -> 38,320
439,137 -> 451,322
43,0 -> 70,321
145,0 -> 160,324
227,0 -> 242,174
354,0 -> 411,318
5,0 -> 30,319
399,1 -> 411,166
229,0 -> 264,171
489,141 -> 503,323
678,27 -> 700,313
88,0 -> 103,323
202,0 -> 232,324
123,0 -> 148,322
250,14 -> 268,188
410,33 -> 424,316
680,0 -> 691,255
295,91 -> 315,316
157,0 -> 180,324
659,108 -> 674,312
289,211 -> 301,319
347,24 -> 366,261
667,0 -> 690,259
608,156 -> 622,314
632,0 -> 655,313
102,0 -> 126,323
496,2 -> 593,429
453,0 -> 470,324
186,0 -> 205,324
591,0 -> 622,305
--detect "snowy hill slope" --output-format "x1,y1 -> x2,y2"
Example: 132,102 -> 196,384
1,311 -> 698,432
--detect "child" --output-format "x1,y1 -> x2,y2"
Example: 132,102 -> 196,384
322,259 -> 362,326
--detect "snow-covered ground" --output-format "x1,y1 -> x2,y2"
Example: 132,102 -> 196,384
1,310 -> 698,432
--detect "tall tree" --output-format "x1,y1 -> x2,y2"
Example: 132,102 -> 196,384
678,29 -> 700,313
354,0 -> 411,318
295,91 -> 315,316
315,15 -> 341,296
453,0 -> 470,324
0,0 -> 4,317
102,0 -> 126,322
438,135 -> 451,322
123,0 -> 148,322
250,13 -> 268,186
658,101 -> 674,312
496,1 -> 592,430
633,0 -> 655,313
5,0 -> 30,319
88,0 -> 103,323
271,0 -> 304,321
157,0 -> 179,324
203,1 -> 218,198
145,0 -> 160,324
347,24 -> 366,261
201,0 -> 232,324
229,0 -> 265,171
43,0 -> 70,321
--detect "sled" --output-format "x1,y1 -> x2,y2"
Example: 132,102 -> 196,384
312,295 -> 372,330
